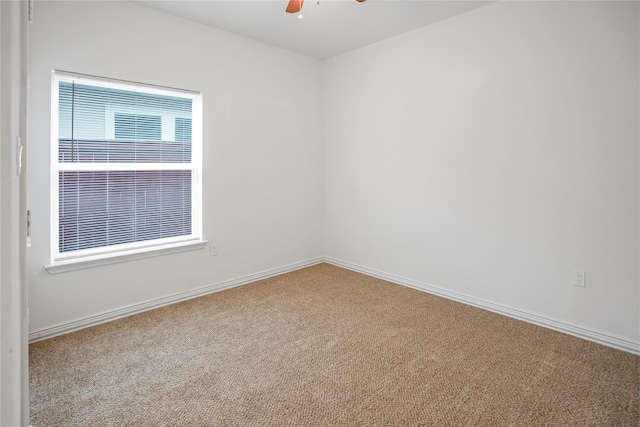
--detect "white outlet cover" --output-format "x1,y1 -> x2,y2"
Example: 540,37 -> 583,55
573,270 -> 586,287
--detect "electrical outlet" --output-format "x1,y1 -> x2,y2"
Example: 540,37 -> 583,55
210,244 -> 218,256
573,270 -> 586,287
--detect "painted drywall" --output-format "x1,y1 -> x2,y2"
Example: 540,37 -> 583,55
323,1 -> 639,344
28,1 -> 324,333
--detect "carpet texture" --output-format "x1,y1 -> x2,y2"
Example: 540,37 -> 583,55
30,263 -> 639,426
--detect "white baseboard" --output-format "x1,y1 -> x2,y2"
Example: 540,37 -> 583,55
29,255 -> 640,356
324,257 -> 640,356
28,257 -> 324,343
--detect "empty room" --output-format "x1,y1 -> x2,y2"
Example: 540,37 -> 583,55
1,0 -> 638,425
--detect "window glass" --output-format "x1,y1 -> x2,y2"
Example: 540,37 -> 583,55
114,113 -> 162,141
51,72 -> 202,262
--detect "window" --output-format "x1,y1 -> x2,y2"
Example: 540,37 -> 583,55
114,113 -> 161,140
50,71 -> 202,266
175,117 -> 192,143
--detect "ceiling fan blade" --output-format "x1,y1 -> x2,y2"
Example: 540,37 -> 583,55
286,0 -> 304,13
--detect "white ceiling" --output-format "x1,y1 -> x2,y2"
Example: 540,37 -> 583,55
135,0 -> 492,59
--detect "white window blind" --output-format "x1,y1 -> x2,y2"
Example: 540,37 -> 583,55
51,72 -> 202,263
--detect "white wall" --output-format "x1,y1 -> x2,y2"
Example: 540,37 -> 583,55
28,1 -> 324,334
324,1 -> 639,345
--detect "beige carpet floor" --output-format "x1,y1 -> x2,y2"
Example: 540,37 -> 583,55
30,263 -> 639,426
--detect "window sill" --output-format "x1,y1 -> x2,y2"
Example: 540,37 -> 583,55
44,240 -> 208,275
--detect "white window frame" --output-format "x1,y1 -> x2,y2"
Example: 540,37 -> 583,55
46,71 -> 204,273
